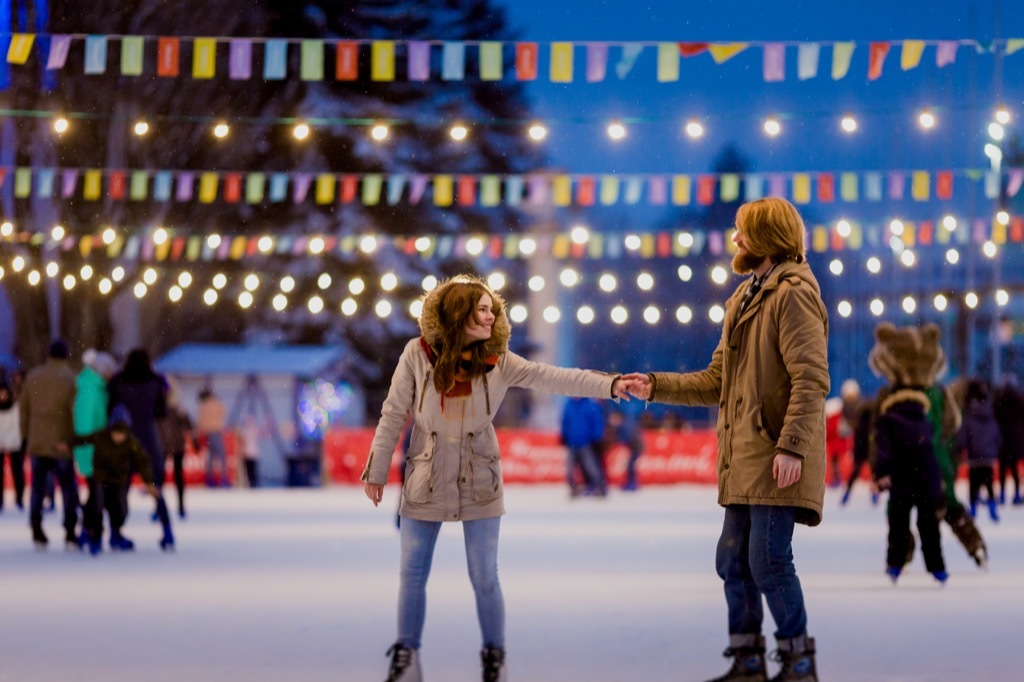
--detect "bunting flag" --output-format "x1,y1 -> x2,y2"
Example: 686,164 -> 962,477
10,165 -> 1024,208
0,34 -> 1020,83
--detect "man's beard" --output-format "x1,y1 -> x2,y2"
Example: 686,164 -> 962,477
732,250 -> 765,274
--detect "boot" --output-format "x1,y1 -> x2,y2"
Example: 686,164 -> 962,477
769,635 -> 817,682
988,499 -> 1000,523
31,524 -> 48,549
382,643 -> 421,682
481,646 -> 507,682
705,634 -> 767,682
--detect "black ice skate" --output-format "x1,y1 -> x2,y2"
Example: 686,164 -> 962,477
705,634 -> 767,682
768,635 -> 817,682
481,646 -> 507,682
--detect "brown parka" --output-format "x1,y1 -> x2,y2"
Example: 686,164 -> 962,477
648,260 -> 829,526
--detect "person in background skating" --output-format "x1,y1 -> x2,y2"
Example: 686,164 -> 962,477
825,379 -> 860,488
992,376 -> 1024,506
20,340 -> 79,549
0,372 -> 26,512
108,348 -> 168,520
159,380 -> 194,519
240,413 -> 261,488
956,379 -> 1002,523
73,349 -> 119,543
197,388 -> 228,487
840,393 -> 877,506
362,275 -> 629,682
67,405 -> 172,553
622,197 -> 827,682
560,396 -> 606,497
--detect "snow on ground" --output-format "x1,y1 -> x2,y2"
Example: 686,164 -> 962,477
1,483 -> 1021,682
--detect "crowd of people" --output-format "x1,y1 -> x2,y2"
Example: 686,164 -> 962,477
0,340 -> 257,554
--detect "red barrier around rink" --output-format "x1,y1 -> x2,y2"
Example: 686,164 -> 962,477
322,428 -> 722,486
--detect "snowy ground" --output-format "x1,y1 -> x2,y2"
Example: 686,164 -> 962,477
1,483 -> 1020,682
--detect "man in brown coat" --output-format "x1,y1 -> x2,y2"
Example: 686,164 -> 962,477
20,340 -> 79,549
622,197 -> 828,682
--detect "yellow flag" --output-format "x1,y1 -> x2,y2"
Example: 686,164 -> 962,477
1006,39 -> 1024,56
720,174 -> 740,202
479,42 -> 503,81
587,233 -> 603,259
792,174 -> 811,204
901,40 -> 925,70
552,175 -> 572,206
640,234 -> 656,258
480,176 -> 501,206
709,43 -> 749,64
199,172 -> 218,203
812,226 -> 829,252
552,234 -> 570,258
550,42 -> 574,82
840,173 -> 858,201
600,176 -> 619,205
848,224 -> 863,250
993,218 -> 1007,245
315,174 -> 335,204
155,239 -> 170,262
79,235 -> 93,258
657,43 -> 679,82
230,236 -> 247,260
911,171 -> 930,201
672,175 -> 692,205
193,38 -> 216,79
832,42 -> 855,79
903,223 -> 915,247
83,170 -> 102,200
6,34 -> 35,65
433,175 -> 453,206
371,41 -> 395,81
937,223 -> 951,244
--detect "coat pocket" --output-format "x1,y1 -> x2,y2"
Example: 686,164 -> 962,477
469,436 -> 501,502
403,433 -> 436,504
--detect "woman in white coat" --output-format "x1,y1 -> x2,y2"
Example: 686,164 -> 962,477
363,275 -> 628,682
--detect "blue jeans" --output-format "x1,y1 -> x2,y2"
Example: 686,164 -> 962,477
204,432 -> 227,485
715,504 -> 807,641
398,516 -> 504,650
567,445 -> 604,492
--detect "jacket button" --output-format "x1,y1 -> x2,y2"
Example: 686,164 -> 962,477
724,463 -> 730,469
451,513 -> 458,519
720,401 -> 725,408
736,397 -> 743,404
724,424 -> 730,430
460,477 -> 466,483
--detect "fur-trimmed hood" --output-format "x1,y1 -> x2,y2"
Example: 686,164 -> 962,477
417,276 -> 512,356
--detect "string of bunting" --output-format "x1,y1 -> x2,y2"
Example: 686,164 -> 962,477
2,214 -> 1020,264
4,33 -> 1024,84
5,165 -> 1024,207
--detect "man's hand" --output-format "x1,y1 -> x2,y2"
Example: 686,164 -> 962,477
618,373 -> 652,400
772,452 -> 802,488
364,483 -> 384,507
146,484 -> 160,499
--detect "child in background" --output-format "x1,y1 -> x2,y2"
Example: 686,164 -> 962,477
69,405 -> 174,554
957,379 -> 1002,523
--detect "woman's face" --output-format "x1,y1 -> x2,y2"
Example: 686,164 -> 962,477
463,293 -> 495,343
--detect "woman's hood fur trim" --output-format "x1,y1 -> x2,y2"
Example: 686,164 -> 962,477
418,277 -> 511,356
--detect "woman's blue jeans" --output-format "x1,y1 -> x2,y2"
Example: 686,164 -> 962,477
398,516 -> 504,650
715,504 -> 807,641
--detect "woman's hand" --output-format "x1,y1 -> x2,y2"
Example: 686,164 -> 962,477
772,452 -> 802,488
364,482 -> 384,507
618,373 -> 652,400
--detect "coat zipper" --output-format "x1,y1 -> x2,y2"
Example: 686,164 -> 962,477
483,373 -> 491,415
419,370 -> 431,413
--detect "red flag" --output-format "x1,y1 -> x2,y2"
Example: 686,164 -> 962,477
679,43 -> 709,57
868,42 -> 890,80
516,43 -> 538,80
224,174 -> 242,203
1011,217 -> 1024,243
170,237 -> 186,262
577,176 -> 596,206
246,237 -> 260,256
918,221 -> 934,245
336,42 -> 358,80
108,171 -> 126,200
657,232 -> 671,257
570,241 -> 585,259
340,175 -> 358,203
0,169 -> 6,188
830,229 -> 845,251
490,236 -> 503,259
817,173 -> 835,203
457,176 -> 476,206
936,171 -> 953,199
157,38 -> 180,77
697,175 -> 716,205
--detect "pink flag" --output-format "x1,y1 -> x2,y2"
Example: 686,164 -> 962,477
292,174 -> 312,203
407,41 -> 430,81
586,43 -> 608,82
528,176 -> 548,205
46,35 -> 72,70
763,44 -> 785,82
1007,169 -> 1024,197
61,170 -> 78,198
648,176 -> 667,205
229,40 -> 252,80
936,41 -> 958,67
175,172 -> 194,202
888,172 -> 905,200
409,175 -> 428,204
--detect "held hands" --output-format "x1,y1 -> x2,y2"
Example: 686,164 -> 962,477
772,452 -> 803,488
364,482 -> 384,507
618,373 -> 652,400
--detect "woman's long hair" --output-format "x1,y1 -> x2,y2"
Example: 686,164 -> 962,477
118,348 -> 158,384
431,280 -> 502,395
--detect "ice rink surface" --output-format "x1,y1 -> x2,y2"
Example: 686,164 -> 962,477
2,483 -> 1021,682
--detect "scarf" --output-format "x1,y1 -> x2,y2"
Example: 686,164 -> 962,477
419,337 -> 499,408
